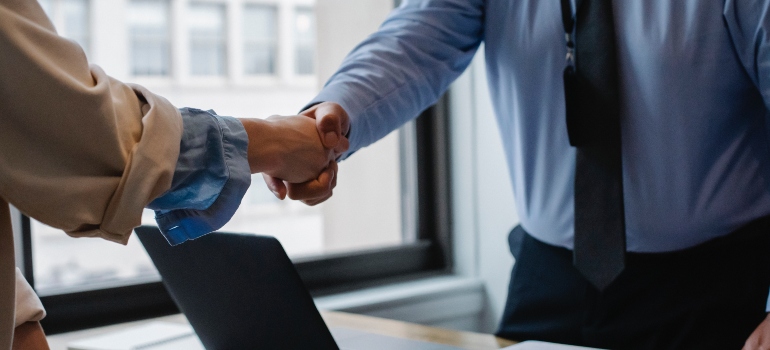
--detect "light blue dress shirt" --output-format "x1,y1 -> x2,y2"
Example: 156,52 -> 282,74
147,108 -> 251,245
310,0 -> 770,254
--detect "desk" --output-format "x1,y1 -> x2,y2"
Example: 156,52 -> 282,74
322,312 -> 515,349
47,311 -> 516,350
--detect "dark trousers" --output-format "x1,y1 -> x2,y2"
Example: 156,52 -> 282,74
496,219 -> 770,349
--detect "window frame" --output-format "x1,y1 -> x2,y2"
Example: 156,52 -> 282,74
23,97 -> 454,334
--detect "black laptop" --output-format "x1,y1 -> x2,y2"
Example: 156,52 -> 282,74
135,226 -> 463,350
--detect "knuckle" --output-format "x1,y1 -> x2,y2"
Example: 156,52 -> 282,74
286,187 -> 303,200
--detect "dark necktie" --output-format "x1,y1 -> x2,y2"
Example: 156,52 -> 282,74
562,0 -> 626,291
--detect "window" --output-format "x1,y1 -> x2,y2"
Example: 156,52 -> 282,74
128,0 -> 171,76
188,3 -> 227,76
294,6 -> 315,75
38,0 -> 90,56
243,4 -> 278,75
24,0 -> 451,334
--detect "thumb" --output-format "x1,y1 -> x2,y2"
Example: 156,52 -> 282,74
314,103 -> 349,149
318,116 -> 340,149
262,174 -> 287,200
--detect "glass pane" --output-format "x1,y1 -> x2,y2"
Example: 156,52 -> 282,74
37,0 -> 90,55
32,218 -> 158,292
128,0 -> 170,76
243,4 -> 277,75
188,3 -> 227,76
31,0 -> 410,295
61,0 -> 90,54
294,7 -> 315,75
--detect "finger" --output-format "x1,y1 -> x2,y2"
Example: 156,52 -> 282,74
286,170 -> 334,201
316,112 -> 341,149
334,136 -> 350,156
302,163 -> 338,206
316,102 -> 351,148
317,102 -> 350,135
262,174 -> 287,200
302,192 -> 333,206
286,166 -> 335,200
329,161 -> 338,189
300,104 -> 319,119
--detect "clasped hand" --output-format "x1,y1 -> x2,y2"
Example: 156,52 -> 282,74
241,102 -> 350,206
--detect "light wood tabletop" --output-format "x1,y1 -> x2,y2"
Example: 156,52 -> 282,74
322,311 -> 517,350
47,311 -> 517,349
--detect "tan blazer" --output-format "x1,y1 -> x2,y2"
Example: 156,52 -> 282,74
0,0 -> 184,347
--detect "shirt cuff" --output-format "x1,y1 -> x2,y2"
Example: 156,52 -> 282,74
148,108 -> 251,245
15,268 -> 45,328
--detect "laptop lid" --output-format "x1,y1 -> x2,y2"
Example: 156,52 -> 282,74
135,226 -> 339,350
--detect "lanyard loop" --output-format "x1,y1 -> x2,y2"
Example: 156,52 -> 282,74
560,0 -> 578,66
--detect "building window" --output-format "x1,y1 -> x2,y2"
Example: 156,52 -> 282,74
38,0 -> 91,56
243,4 -> 278,75
294,6 -> 315,75
128,0 -> 171,76
26,0 -> 450,334
188,3 -> 227,76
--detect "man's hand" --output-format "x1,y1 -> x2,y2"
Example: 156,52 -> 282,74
262,102 -> 350,205
302,102 -> 351,156
240,115 -> 335,184
744,313 -> 770,350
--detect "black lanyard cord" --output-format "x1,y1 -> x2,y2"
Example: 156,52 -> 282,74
560,0 -> 575,34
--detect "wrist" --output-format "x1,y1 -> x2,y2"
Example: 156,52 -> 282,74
239,118 -> 282,175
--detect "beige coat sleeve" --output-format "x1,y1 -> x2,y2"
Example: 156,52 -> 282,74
0,0 -> 183,243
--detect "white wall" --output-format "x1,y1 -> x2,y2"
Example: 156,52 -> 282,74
315,0 -> 404,252
449,47 -> 518,333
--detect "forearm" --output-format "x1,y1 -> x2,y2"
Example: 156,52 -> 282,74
308,0 -> 484,157
149,111 -> 331,245
240,118 -> 283,174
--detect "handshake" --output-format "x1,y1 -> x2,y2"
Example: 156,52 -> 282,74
239,102 -> 349,206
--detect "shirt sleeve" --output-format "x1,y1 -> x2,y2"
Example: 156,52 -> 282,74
724,0 -> 770,109
148,108 -> 251,245
723,0 -> 770,311
306,0 -> 485,159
